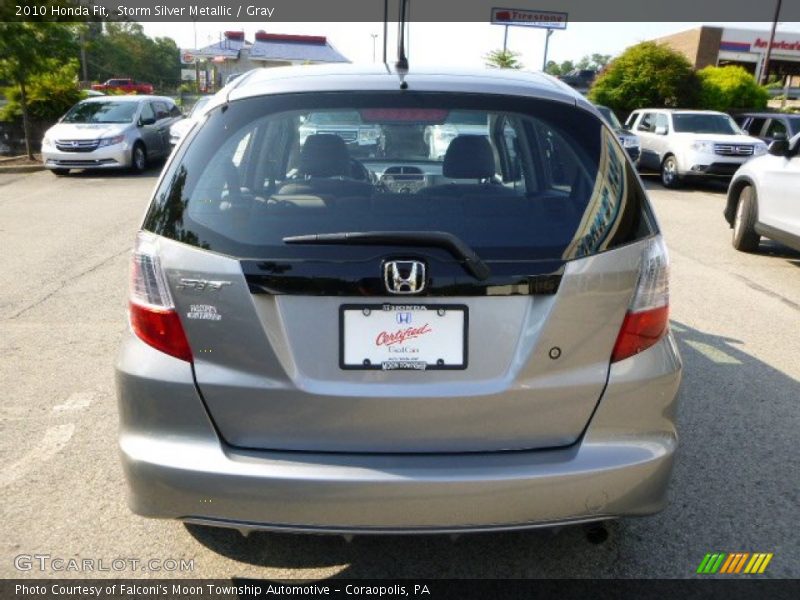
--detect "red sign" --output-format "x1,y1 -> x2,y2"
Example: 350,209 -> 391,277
754,37 -> 800,52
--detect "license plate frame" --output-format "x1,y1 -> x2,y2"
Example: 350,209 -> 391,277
339,303 -> 468,371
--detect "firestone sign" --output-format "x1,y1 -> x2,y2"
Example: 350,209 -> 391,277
491,7 -> 568,30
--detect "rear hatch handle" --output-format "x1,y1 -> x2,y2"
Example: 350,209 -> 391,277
283,231 -> 491,280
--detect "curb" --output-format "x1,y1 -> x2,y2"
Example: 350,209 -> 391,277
0,164 -> 45,174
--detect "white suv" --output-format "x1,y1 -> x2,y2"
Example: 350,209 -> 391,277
625,109 -> 767,188
725,133 -> 800,253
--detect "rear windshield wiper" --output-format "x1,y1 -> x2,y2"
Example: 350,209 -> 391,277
283,231 -> 491,281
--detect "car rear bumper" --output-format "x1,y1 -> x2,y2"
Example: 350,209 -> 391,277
116,332 -> 681,533
42,144 -> 131,170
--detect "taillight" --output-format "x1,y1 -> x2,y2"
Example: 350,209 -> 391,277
128,232 -> 192,362
611,237 -> 670,363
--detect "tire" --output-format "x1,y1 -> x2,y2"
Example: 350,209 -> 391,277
131,143 -> 147,173
660,155 -> 681,188
50,168 -> 70,176
732,185 -> 760,252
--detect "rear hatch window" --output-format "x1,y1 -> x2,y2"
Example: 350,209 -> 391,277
145,92 -> 653,262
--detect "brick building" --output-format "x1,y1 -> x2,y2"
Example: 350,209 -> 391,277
654,26 -> 800,85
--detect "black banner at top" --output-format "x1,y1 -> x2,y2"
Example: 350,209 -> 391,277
3,0 -> 800,22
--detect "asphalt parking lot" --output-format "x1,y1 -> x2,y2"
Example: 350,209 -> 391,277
0,167 -> 798,579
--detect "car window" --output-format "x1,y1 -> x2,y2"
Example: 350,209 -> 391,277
189,97 -> 211,118
624,112 -> 638,129
745,117 -> 767,136
596,106 -> 622,130
168,103 -> 182,118
145,93 -> 654,261
672,113 -> 741,134
153,102 -> 169,120
140,102 -> 155,123
764,119 -> 787,139
637,113 -> 654,133
62,101 -> 138,124
655,114 -> 669,132
789,118 -> 800,136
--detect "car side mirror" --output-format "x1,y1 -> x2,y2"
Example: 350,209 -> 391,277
139,116 -> 156,126
655,125 -> 667,135
768,139 -> 790,156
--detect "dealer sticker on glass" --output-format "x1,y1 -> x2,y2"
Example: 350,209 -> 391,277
339,304 -> 468,370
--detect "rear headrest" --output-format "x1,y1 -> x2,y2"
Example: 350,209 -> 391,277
299,134 -> 351,177
442,135 -> 495,179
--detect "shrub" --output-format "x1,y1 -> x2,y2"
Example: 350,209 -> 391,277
697,65 -> 769,111
588,42 -> 698,112
1,59 -> 82,123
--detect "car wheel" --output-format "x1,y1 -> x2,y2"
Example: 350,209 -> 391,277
732,185 -> 760,252
131,143 -> 147,173
51,168 -> 70,176
660,155 -> 680,188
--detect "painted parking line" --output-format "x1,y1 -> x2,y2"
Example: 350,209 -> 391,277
683,340 -> 741,364
52,391 -> 95,412
0,424 -> 75,488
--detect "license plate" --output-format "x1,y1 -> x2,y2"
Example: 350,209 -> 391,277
340,304 -> 468,370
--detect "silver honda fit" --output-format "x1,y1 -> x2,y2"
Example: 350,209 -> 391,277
116,65 -> 682,534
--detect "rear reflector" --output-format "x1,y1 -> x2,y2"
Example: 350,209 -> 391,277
611,237 -> 670,363
128,232 -> 192,362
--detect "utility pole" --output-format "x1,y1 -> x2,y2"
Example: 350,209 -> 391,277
371,33 -> 378,63
542,29 -> 554,71
79,27 -> 88,84
760,0 -> 783,85
503,25 -> 508,52
193,19 -> 200,94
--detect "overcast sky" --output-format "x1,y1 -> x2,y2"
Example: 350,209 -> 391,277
140,21 -> 800,68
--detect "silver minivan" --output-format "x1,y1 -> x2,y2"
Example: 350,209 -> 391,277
116,65 -> 682,535
41,96 -> 182,175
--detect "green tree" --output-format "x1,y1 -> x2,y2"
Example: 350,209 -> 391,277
544,59 -> 574,77
697,65 -> 769,111
590,53 -> 612,70
0,22 -> 78,158
1,60 -> 83,123
87,23 -> 180,89
588,42 -> 698,112
484,49 -> 523,70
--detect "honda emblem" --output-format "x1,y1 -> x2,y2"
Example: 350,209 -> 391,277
383,261 -> 426,295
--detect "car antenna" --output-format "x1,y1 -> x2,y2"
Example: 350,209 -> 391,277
395,0 -> 410,89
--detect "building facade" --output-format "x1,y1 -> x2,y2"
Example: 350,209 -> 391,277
181,30 -> 349,91
654,26 -> 800,85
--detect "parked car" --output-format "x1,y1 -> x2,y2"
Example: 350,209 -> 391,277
424,110 -> 489,160
595,105 -> 640,164
625,109 -> 767,188
117,64 -> 681,535
41,96 -> 181,175
558,69 -> 597,91
298,110 -> 382,158
168,96 -> 211,146
91,78 -> 154,95
725,132 -> 800,252
734,112 -> 800,144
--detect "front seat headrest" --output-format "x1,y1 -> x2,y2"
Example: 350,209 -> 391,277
298,134 -> 351,177
442,135 -> 495,180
